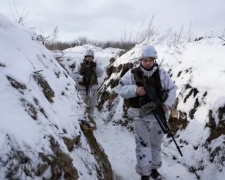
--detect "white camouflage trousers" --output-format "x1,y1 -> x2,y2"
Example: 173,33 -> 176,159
79,88 -> 98,118
134,119 -> 163,176
127,108 -> 165,176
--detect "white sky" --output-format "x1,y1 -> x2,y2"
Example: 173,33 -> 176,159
1,0 -> 225,41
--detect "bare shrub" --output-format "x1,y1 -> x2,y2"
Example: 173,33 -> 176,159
45,36 -> 137,52
167,26 -> 186,54
9,2 -> 29,25
137,15 -> 157,43
44,16 -> 157,53
49,26 -> 59,44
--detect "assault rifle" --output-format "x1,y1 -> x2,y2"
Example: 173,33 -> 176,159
83,61 -> 96,97
141,79 -> 183,157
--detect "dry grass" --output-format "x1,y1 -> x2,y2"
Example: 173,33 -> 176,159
45,36 -> 137,52
44,16 -> 157,52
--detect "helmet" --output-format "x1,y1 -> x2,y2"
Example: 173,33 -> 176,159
84,49 -> 94,58
110,57 -> 116,63
139,45 -> 158,60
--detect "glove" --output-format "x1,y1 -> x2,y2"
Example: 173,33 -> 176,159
90,61 -> 97,68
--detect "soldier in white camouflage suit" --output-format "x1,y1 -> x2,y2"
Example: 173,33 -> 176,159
118,45 -> 177,180
72,49 -> 103,130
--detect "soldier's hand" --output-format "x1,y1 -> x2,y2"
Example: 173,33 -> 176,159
90,61 -> 97,68
136,86 -> 146,96
162,105 -> 168,112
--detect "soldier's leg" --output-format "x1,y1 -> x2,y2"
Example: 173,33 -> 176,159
83,89 -> 98,129
150,122 -> 163,169
79,89 -> 91,116
78,89 -> 88,104
78,89 -> 94,131
134,120 -> 152,176
88,89 -> 98,118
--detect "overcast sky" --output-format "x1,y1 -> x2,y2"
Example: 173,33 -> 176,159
1,0 -> 225,42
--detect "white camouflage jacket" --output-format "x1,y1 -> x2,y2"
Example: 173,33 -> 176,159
118,65 -> 177,111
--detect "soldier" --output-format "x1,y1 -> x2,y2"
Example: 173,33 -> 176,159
106,57 -> 116,78
118,45 -> 177,180
72,49 -> 104,130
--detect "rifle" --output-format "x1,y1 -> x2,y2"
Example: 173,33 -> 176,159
141,77 -> 183,157
82,62 -> 95,98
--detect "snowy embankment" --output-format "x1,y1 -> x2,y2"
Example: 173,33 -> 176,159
96,34 -> 225,180
0,13 -> 114,180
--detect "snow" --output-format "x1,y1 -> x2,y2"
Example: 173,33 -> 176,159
1,12 -> 225,180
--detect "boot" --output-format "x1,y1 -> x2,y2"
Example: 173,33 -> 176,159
141,175 -> 149,180
150,169 -> 162,180
87,115 -> 97,130
80,120 -> 91,131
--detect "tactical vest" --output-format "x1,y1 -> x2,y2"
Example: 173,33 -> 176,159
79,62 -> 98,86
124,66 -> 163,108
